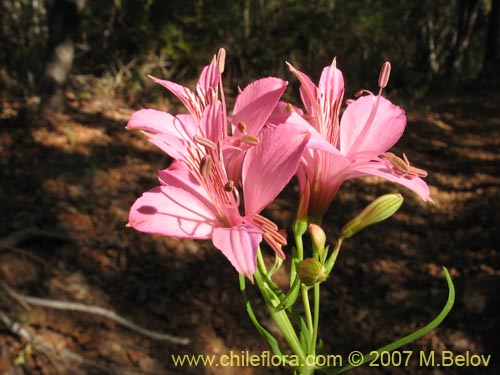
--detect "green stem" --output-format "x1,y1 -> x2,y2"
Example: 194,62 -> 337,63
326,237 -> 343,274
318,267 -> 455,374
301,285 -> 314,345
311,282 -> 320,355
254,268 -> 306,361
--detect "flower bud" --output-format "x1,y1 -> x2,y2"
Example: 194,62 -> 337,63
309,223 -> 326,258
297,258 -> 328,286
341,194 -> 404,239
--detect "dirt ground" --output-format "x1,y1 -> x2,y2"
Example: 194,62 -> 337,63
0,82 -> 498,375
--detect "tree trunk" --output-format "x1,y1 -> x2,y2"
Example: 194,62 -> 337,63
40,0 -> 85,112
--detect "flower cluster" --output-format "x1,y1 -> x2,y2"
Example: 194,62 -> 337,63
126,48 -> 430,280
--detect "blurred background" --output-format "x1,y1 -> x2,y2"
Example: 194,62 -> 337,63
1,1 -> 499,374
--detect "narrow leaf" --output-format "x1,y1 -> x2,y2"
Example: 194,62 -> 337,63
318,267 -> 455,374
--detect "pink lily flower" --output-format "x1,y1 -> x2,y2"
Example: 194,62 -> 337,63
128,48 -> 288,186
287,60 -> 431,223
128,104 -> 310,279
126,50 -> 310,279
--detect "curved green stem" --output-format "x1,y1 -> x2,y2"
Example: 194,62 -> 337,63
318,267 -> 455,374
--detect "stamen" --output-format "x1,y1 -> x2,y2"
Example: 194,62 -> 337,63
263,233 -> 286,259
264,228 -> 287,246
237,122 -> 247,133
378,61 -> 391,89
217,48 -> 226,74
382,152 -> 428,178
224,180 -> 235,192
193,135 -> 217,151
252,214 -> 279,231
241,134 -> 260,145
382,152 -> 409,174
200,155 -> 213,177
285,103 -> 294,113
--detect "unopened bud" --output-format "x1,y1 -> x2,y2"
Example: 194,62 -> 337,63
309,223 -> 326,257
378,61 -> 391,89
341,194 -> 404,239
297,258 -> 328,286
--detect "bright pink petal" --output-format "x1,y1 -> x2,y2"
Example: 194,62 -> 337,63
127,109 -> 197,139
158,161 -> 214,205
242,124 -> 310,214
287,62 -> 318,115
200,102 -> 224,143
222,144 -> 245,185
348,161 -> 431,201
284,112 -> 344,156
128,185 -> 218,239
150,75 -> 203,121
318,63 -> 344,104
266,101 -> 304,126
340,95 -> 406,156
231,77 -> 288,136
212,225 -> 262,279
298,149 -> 351,219
147,133 -> 191,161
196,58 -> 220,106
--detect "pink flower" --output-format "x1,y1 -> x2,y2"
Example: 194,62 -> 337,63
126,50 -> 310,279
287,60 -> 430,222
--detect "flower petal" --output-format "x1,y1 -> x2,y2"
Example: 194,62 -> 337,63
284,112 -> 344,156
127,109 -> 197,140
196,58 -> 220,106
128,184 -> 218,239
150,75 -> 203,121
200,102 -> 224,143
318,63 -> 344,105
349,161 -> 431,201
287,62 -> 318,115
231,77 -> 288,136
212,225 -> 262,280
242,124 -> 310,214
340,95 -> 406,156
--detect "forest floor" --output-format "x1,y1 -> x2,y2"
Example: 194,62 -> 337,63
0,81 -> 498,375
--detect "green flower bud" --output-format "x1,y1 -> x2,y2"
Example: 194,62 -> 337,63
309,223 -> 326,258
341,194 -> 404,239
297,258 -> 328,286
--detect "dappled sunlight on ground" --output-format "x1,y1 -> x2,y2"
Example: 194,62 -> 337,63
0,85 -> 498,374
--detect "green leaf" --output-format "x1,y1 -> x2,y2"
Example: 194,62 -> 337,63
239,275 -> 284,357
317,267 -> 455,374
276,275 -> 301,311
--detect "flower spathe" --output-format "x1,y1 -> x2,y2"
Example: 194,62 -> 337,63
127,49 -> 310,279
287,60 -> 431,222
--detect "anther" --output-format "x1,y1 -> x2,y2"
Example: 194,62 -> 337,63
263,233 -> 286,259
217,48 -> 226,74
264,228 -> 287,246
193,135 -> 217,151
378,61 -> 391,89
252,214 -> 279,231
237,122 -> 247,133
199,155 -> 213,177
224,180 -> 235,192
241,134 -> 260,145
